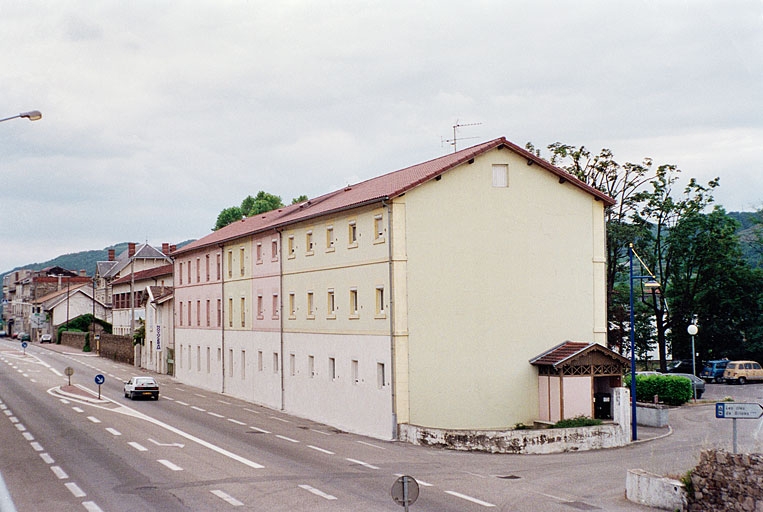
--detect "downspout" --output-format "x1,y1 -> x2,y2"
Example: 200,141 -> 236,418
219,243 -> 226,394
277,228 -> 285,411
383,199 -> 398,438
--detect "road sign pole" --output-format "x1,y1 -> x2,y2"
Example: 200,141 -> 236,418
733,418 -> 738,454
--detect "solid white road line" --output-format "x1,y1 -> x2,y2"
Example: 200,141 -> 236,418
211,489 -> 244,506
65,482 -> 86,498
298,484 -> 337,500
157,459 -> 183,471
445,491 -> 496,507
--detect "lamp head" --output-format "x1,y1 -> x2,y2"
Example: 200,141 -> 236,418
687,324 -> 699,336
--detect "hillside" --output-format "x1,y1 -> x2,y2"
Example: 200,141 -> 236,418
0,241 -> 195,281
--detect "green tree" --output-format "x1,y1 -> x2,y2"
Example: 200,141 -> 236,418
291,195 -> 308,204
634,165 -> 719,370
242,191 -> 284,217
666,208 -> 763,361
213,206 -> 244,231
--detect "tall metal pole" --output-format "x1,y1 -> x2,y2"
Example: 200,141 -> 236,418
629,245 -> 638,441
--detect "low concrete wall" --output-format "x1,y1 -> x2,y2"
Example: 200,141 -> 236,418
688,450 -> 763,511
626,469 -> 687,511
399,388 -> 631,454
636,403 -> 670,427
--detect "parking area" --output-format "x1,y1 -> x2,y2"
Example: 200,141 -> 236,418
701,380 -> 763,402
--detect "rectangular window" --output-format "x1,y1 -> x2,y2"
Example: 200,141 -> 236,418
179,302 -> 183,326
287,235 -> 295,258
329,357 -> 336,380
375,286 -> 386,317
206,347 -> 211,373
327,289 -> 335,318
492,163 -> 509,188
241,350 -> 246,380
352,359 -> 359,384
290,353 -> 296,377
272,293 -> 279,319
227,251 -> 233,277
288,292 -> 296,319
349,288 -> 359,318
205,254 -> 210,281
179,263 -> 183,285
216,299 -> 222,327
196,300 -> 201,326
258,350 -> 263,371
257,294 -> 264,319
273,353 -> 279,374
377,362 -> 386,388
305,231 -> 314,255
206,300 -> 211,327
196,346 -> 201,372
229,349 -> 234,377
187,260 -> 192,283
256,242 -> 262,264
306,291 -> 314,319
308,355 -> 315,378
216,254 -> 221,280
271,239 -> 278,261
374,214 -> 384,242
228,298 -> 233,327
326,226 -> 335,251
187,301 -> 191,326
240,297 -> 246,327
348,221 -> 357,247
196,257 -> 201,283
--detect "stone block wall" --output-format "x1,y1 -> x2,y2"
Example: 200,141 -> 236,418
688,449 -> 763,511
96,333 -> 134,365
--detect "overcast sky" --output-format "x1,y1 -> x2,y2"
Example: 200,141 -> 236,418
2,1 -> 762,273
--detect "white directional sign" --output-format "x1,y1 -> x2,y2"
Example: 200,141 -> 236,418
716,402 -> 763,419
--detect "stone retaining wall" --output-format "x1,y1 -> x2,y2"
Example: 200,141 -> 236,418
688,449 -> 763,511
58,331 -> 134,365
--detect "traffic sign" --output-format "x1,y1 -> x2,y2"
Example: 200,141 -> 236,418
94,374 -> 105,385
716,402 -> 763,419
391,475 -> 419,509
21,342 -> 28,349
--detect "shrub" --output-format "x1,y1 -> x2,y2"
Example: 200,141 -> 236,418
551,416 -> 602,428
624,374 -> 693,406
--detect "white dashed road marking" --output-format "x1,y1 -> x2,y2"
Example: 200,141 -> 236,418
298,484 -> 337,500
211,489 -> 244,506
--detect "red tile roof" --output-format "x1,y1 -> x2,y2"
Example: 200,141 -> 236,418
175,137 -> 615,256
111,264 -> 173,285
530,341 -> 594,366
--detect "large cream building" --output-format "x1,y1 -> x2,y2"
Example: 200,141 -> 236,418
172,137 -> 613,440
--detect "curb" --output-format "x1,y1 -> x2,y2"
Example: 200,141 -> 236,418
56,385 -> 111,405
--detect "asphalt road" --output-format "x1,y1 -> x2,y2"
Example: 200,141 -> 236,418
1,339 -> 761,511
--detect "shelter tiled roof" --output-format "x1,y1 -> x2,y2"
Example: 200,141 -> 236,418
174,137 -> 615,256
111,264 -> 173,286
529,340 -> 630,368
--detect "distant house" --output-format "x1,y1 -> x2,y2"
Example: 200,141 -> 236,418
94,242 -> 173,317
141,285 -> 174,375
110,264 -> 173,336
172,137 -> 613,440
35,285 -> 108,338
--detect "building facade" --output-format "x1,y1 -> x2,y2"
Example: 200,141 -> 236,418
171,137 -> 613,439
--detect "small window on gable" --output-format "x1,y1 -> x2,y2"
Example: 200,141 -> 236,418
348,221 -> 357,247
288,235 -> 295,258
326,226 -> 335,251
271,239 -> 278,261
306,231 -> 314,255
492,164 -> 509,188
373,215 -> 385,243
256,242 -> 262,264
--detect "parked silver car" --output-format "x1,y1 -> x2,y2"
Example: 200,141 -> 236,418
670,373 -> 705,398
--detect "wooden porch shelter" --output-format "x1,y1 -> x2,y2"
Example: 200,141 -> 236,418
530,341 -> 629,423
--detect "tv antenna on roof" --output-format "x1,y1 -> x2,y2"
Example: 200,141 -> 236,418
442,120 -> 482,152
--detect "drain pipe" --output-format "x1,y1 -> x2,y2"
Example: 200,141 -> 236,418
276,229 -> 286,411
218,243 -> 226,394
383,199 -> 398,438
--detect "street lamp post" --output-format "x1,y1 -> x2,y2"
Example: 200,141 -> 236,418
688,323 -> 699,401
629,243 -> 661,441
0,111 -> 42,123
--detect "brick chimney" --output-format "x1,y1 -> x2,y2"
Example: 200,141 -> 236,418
128,242 -> 136,257
162,243 -> 170,255
108,249 -> 115,261
170,244 -> 177,253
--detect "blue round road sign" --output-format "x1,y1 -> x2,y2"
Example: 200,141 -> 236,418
94,374 -> 105,385
21,342 -> 28,349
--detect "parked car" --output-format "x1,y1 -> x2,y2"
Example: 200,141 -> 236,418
669,373 -> 705,398
40,334 -> 53,343
700,360 -> 729,383
18,332 -> 31,342
665,359 -> 697,374
0,331 -> 6,337
723,360 -> 763,385
124,376 -> 159,400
